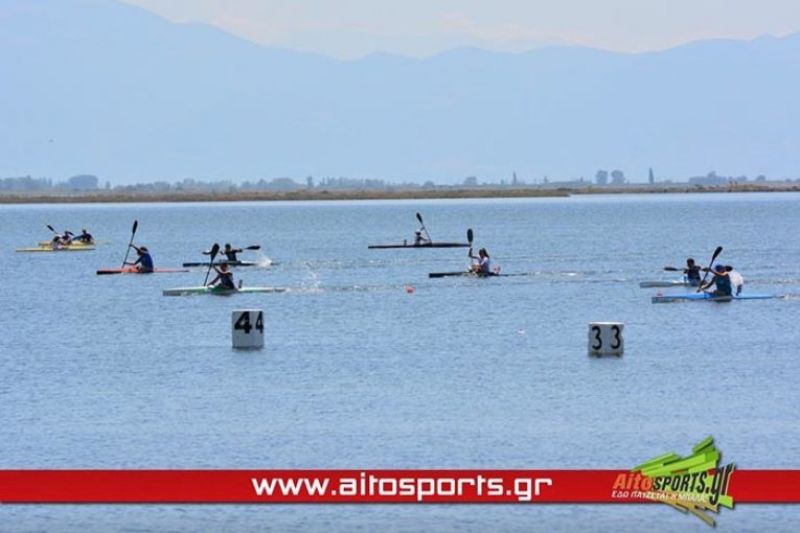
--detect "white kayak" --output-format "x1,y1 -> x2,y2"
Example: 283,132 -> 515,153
639,279 -> 693,288
162,286 -> 287,297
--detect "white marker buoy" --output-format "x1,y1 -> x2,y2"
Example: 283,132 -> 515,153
232,309 -> 264,349
588,322 -> 624,356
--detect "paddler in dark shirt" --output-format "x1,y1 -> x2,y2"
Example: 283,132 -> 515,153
127,244 -> 154,273
208,262 -> 236,290
222,243 -> 243,262
74,228 -> 94,244
414,230 -> 430,246
683,258 -> 702,286
60,230 -> 74,245
701,264 -> 732,297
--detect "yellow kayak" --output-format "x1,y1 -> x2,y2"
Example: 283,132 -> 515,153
37,240 -> 95,247
16,244 -> 96,253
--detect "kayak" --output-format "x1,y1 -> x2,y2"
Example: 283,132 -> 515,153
639,279 -> 693,288
428,271 -> 527,278
162,286 -> 287,297
181,260 -> 260,268
652,293 -> 780,304
96,267 -> 190,275
38,240 -> 95,247
369,242 -> 469,249
16,244 -> 95,252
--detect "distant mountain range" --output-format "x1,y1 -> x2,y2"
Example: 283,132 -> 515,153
1,0 -> 799,184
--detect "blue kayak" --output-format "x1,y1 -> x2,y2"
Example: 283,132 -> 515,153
652,292 -> 780,304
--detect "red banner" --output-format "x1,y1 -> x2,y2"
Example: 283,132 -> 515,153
0,470 -> 797,504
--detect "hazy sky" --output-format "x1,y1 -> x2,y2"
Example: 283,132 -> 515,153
122,0 -> 800,58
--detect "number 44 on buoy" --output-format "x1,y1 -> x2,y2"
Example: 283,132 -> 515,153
232,310 -> 264,349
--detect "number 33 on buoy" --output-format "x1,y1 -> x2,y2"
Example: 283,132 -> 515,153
588,322 -> 624,356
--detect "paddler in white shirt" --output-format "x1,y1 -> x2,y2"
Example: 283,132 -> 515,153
725,265 -> 744,295
469,247 -> 492,275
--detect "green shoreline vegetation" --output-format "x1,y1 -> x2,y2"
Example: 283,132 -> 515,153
1,182 -> 799,204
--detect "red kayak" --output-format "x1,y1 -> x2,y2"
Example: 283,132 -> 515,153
96,267 -> 190,275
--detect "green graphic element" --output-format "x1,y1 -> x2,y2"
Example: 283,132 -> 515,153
632,437 -> 735,527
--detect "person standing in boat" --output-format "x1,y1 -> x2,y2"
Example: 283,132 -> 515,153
469,247 -> 492,275
683,258 -> 702,286
700,264 -> 733,297
127,244 -> 154,273
208,262 -> 236,290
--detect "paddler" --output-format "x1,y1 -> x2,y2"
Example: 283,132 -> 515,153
126,244 -> 154,273
469,247 -> 492,275
208,262 -> 236,290
700,264 -> 733,297
60,230 -> 74,245
222,243 -> 243,262
726,265 -> 744,295
74,228 -> 94,244
414,230 -> 430,246
683,258 -> 702,286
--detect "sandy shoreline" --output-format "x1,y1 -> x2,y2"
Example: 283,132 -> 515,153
1,183 -> 798,204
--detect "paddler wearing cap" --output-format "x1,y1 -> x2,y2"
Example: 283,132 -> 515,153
700,264 -> 733,297
413,230 -> 430,246
126,244 -> 154,273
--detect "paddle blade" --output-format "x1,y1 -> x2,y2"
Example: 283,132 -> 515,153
467,228 -> 474,245
416,212 -> 423,224
131,220 -> 138,235
246,245 -> 261,250
47,224 -> 56,234
663,266 -> 680,271
203,243 -> 221,285
710,246 -> 723,264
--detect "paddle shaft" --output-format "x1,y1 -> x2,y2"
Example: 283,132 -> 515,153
120,220 -> 138,268
697,246 -> 723,292
416,212 -> 432,242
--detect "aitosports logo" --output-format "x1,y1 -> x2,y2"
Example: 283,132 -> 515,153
611,437 -> 735,526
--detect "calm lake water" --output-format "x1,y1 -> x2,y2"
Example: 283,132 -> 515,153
1,193 -> 799,531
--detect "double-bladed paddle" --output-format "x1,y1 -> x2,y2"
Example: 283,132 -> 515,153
696,246 -> 723,292
204,243 -> 220,285
120,220 -> 138,268
204,244 -> 260,254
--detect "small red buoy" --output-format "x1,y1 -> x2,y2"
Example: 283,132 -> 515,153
405,285 -> 415,294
